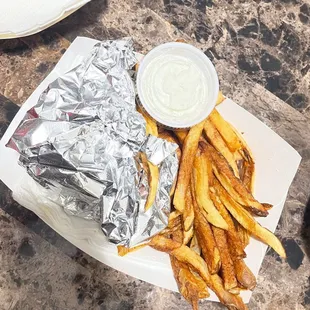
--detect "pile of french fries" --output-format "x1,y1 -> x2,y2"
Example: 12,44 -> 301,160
118,92 -> 286,310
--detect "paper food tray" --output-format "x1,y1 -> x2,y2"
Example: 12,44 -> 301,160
0,37 -> 301,303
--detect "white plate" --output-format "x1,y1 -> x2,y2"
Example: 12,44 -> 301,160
0,0 -> 90,39
0,37 -> 301,304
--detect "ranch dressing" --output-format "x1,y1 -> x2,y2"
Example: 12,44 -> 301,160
140,52 -> 209,125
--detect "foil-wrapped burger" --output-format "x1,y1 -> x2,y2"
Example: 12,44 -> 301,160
7,39 -> 179,247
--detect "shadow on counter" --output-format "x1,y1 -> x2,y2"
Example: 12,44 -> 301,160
301,195 -> 310,259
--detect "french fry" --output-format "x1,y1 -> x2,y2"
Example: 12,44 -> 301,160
209,187 -> 246,258
168,212 -> 182,229
149,235 -> 211,284
183,190 -> 194,232
203,143 -> 269,217
158,130 -> 180,146
190,234 -> 201,256
183,226 -> 194,245
137,106 -> 158,137
140,153 -> 159,211
191,180 -> 221,274
239,148 -> 255,194
193,151 -> 228,229
159,211 -> 182,237
212,226 -> 238,291
216,184 -> 286,258
209,108 -> 256,194
137,107 -> 159,211
216,91 -> 225,106
117,243 -> 148,256
231,257 -> 256,290
160,224 -> 183,237
145,162 -> 159,211
209,109 -> 242,152
171,226 -> 184,243
171,256 -> 209,310
204,119 -> 239,177
168,210 -> 182,223
173,121 -> 205,212
174,130 -> 189,145
229,287 -> 242,295
236,222 -> 250,250
210,274 -> 248,310
242,159 -> 255,193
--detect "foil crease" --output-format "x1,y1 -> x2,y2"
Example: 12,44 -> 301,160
7,39 -> 179,247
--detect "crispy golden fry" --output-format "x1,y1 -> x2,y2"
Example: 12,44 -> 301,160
237,146 -> 255,194
216,184 -> 286,258
174,130 -> 189,146
213,226 -> 238,291
168,210 -> 182,223
189,271 -> 210,299
216,91 -> 225,106
224,114 -> 256,193
171,256 -> 209,310
209,108 -> 256,193
159,225 -> 182,238
202,149 -> 215,187
117,243 -> 148,256
137,106 -> 158,137
183,226 -> 194,245
193,151 -> 228,229
210,274 -> 248,310
236,222 -> 250,250
168,212 -> 182,229
160,216 -> 183,240
171,227 -> 184,243
190,234 -> 201,256
137,108 -> 159,212
170,181 -> 177,198
209,187 -> 246,258
204,119 -> 239,177
191,181 -> 221,274
231,257 -> 256,290
140,153 -> 159,211
184,190 -> 194,232
160,213 -> 182,237
150,235 -> 211,284
228,287 -> 241,295
240,158 -> 254,192
204,143 -> 269,217
209,109 -> 242,152
173,121 -> 205,212
158,130 -> 179,144
194,219 -> 221,274
175,38 -> 187,43
145,161 -> 159,211
134,63 -> 139,71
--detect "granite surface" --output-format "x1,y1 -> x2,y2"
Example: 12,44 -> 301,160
0,0 -> 310,309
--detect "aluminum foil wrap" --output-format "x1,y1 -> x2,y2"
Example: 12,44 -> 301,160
7,39 -> 179,247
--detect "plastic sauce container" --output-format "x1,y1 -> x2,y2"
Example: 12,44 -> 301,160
136,42 -> 219,129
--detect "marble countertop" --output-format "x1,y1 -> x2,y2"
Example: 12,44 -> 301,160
0,1 -> 310,309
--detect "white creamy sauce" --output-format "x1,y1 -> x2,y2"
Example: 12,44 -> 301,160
140,52 -> 209,124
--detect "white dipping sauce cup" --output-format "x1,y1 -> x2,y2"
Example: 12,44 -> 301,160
136,42 -> 219,129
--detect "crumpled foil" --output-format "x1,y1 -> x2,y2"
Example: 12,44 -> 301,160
7,39 -> 179,247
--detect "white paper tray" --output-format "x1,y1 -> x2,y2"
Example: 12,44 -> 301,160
0,37 -> 301,304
